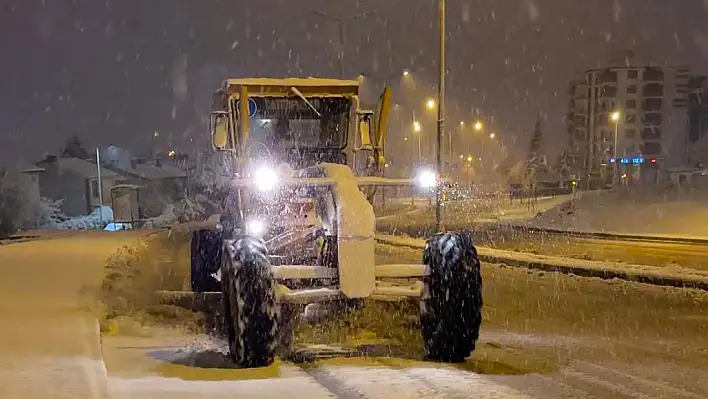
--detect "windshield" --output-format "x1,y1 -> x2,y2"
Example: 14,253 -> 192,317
233,96 -> 350,150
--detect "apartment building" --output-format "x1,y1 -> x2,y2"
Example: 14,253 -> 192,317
566,64 -> 693,189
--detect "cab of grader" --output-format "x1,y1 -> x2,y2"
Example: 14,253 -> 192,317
188,77 -> 483,368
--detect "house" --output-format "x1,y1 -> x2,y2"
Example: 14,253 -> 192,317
18,165 -> 45,202
98,145 -> 191,217
33,155 -> 118,216
105,156 -> 189,217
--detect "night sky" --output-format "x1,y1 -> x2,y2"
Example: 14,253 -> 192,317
1,0 -> 707,166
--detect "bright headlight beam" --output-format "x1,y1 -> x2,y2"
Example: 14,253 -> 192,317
416,169 -> 437,188
246,219 -> 266,236
254,166 -> 278,191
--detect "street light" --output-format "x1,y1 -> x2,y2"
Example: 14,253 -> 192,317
459,121 -> 465,126
426,98 -> 436,110
474,121 -> 483,131
611,110 -> 622,187
402,70 -> 410,77
310,9 -> 376,78
413,121 -> 422,162
489,132 -> 496,139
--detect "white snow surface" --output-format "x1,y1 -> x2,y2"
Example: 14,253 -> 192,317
320,163 -> 376,297
376,234 -> 708,284
320,163 -> 375,238
311,365 -> 530,398
525,188 -> 708,238
57,206 -> 113,230
227,77 -> 360,88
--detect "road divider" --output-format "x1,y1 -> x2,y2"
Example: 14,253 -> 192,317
493,223 -> 708,246
376,234 -> 708,291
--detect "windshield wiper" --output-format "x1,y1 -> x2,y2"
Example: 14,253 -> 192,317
290,87 -> 322,117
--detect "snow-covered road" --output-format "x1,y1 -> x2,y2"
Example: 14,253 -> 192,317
102,329 -> 707,398
2,232 -> 707,398
0,231 -> 148,398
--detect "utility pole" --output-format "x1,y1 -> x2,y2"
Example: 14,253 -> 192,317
435,0 -> 446,232
310,10 -> 375,78
95,147 -> 104,225
413,110 -> 422,163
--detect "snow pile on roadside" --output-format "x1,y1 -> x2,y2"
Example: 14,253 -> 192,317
99,229 -> 203,335
58,206 -> 113,230
527,188 -> 708,237
376,234 -> 708,287
474,194 -> 575,223
142,205 -> 179,229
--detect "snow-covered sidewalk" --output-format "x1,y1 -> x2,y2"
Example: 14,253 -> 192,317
376,234 -> 708,290
472,194 -> 575,223
521,188 -> 708,238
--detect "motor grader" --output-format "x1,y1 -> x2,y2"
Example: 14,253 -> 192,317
187,77 -> 482,368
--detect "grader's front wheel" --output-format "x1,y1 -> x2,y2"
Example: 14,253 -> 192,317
221,236 -> 280,368
420,231 -> 483,363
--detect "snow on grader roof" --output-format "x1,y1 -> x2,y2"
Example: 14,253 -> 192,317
225,77 -> 360,97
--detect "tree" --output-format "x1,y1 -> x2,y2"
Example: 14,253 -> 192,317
62,136 -> 90,159
0,171 -> 36,236
528,114 -> 543,158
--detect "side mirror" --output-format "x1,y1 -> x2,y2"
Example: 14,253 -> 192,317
357,110 -> 374,149
210,111 -> 230,150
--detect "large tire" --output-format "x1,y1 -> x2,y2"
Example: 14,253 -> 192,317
190,230 -> 222,292
221,236 -> 279,368
420,231 -> 483,363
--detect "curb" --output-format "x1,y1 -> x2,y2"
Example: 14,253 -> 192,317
375,235 -> 708,291
494,224 -> 708,246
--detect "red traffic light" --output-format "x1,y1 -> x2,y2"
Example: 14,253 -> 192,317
650,158 -> 657,164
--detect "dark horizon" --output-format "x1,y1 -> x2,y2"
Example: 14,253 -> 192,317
2,0 -> 707,167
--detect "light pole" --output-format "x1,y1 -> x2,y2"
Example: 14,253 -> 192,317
611,110 -> 621,187
311,10 -> 376,78
452,121 -> 463,161
435,0 -> 445,232
468,120 -> 483,163
95,147 -> 104,225
413,119 -> 422,163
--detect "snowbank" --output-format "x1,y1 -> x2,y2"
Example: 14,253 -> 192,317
100,227 -> 423,351
376,234 -> 708,290
142,205 -> 179,229
527,188 -> 708,237
58,206 -> 113,230
99,230 -> 203,336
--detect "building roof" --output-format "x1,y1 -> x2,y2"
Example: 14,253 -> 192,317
20,166 -> 45,173
117,162 -> 187,180
38,157 -> 118,178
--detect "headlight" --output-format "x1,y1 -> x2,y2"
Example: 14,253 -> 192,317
245,219 -> 267,236
416,169 -> 438,188
254,166 -> 278,192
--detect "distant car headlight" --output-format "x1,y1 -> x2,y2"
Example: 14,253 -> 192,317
416,169 -> 438,188
254,166 -> 278,192
245,219 -> 267,236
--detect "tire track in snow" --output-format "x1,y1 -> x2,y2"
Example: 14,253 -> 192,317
306,364 -> 530,398
574,361 -> 704,398
559,369 -> 651,399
